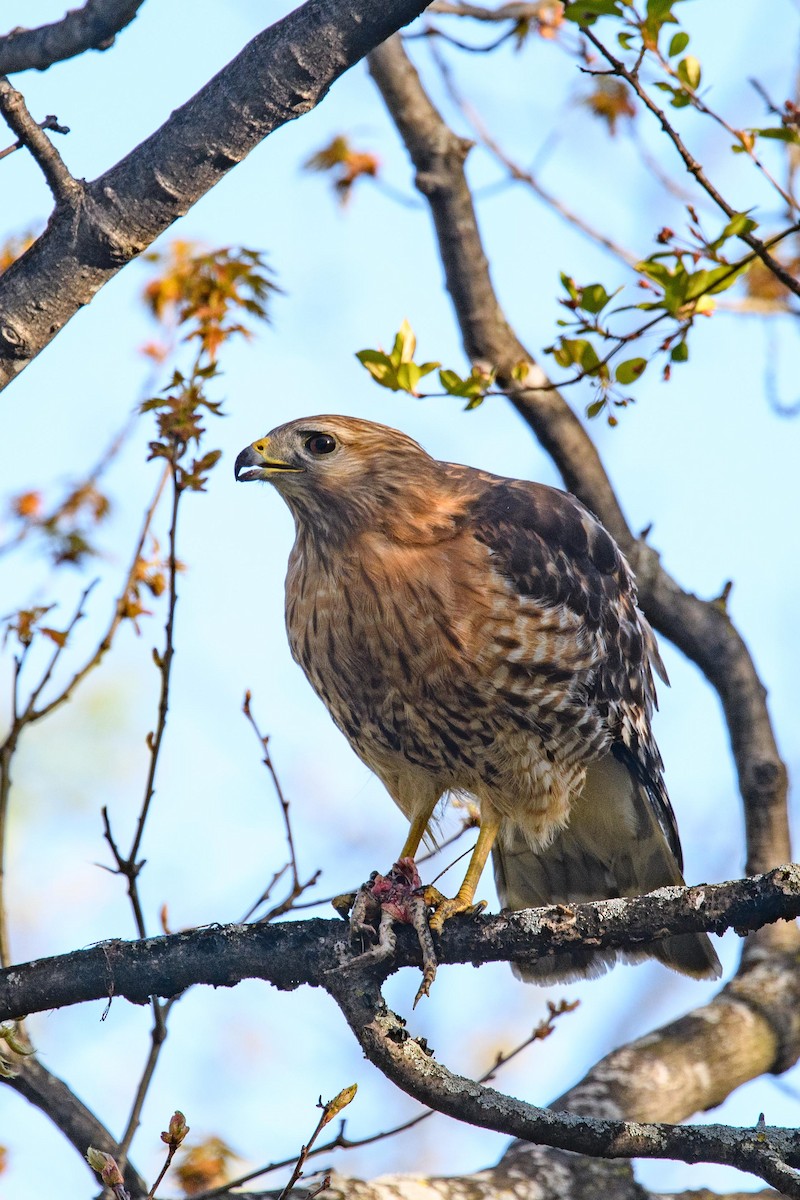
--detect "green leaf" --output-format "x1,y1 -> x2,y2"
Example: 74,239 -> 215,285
668,31 -> 689,56
719,212 -> 758,241
646,0 -> 677,19
753,125 -> 800,145
560,272 -> 579,301
636,258 -> 676,288
685,260 -> 752,301
579,283 -> 611,314
438,367 -> 491,399
670,340 -> 689,362
391,319 -> 417,365
615,357 -> 647,384
586,398 -> 607,418
356,349 -> 400,390
563,0 -> 623,26
396,362 -> 421,393
676,55 -> 701,90
558,338 -> 600,373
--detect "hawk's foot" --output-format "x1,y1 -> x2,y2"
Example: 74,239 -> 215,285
337,858 -> 438,1003
424,886 -> 487,934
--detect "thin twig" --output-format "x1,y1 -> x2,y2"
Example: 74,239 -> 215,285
0,114 -> 69,161
128,469 -> 180,868
240,691 -> 321,921
651,45 -> 798,215
0,76 -> 80,204
581,28 -> 800,298
117,998 -> 176,1171
428,40 -> 639,268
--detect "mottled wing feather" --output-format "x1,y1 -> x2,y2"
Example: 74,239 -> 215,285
459,471 -> 681,859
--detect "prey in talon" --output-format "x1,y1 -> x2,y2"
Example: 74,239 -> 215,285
237,416 -> 721,991
335,859 -> 438,1004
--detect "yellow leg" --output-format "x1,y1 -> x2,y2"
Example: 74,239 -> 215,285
428,807 -> 502,932
399,806 -> 437,860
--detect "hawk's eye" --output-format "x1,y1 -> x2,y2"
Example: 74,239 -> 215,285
305,433 -> 337,456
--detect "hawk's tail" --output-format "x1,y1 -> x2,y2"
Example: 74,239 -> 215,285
492,754 -> 722,984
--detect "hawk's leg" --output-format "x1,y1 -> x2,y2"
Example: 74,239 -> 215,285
426,808 -> 501,933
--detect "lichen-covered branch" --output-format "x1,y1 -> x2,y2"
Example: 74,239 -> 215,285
325,973 -> 800,1195
1,867 -> 798,1022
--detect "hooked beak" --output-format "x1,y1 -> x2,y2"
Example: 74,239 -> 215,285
234,439 -> 303,482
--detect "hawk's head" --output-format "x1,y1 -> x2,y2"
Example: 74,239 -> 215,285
235,415 -> 451,542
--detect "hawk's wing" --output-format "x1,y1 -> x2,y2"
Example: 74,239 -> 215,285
453,470 -> 720,981
461,471 -> 679,860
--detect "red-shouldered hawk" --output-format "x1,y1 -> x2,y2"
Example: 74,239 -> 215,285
235,415 -> 720,982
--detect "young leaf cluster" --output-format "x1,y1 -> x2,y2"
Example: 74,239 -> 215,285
141,243 -> 277,492
356,319 -> 495,406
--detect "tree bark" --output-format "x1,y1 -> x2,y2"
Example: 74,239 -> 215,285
0,0 -> 430,391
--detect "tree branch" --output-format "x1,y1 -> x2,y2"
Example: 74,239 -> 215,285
0,0 -> 146,75
0,868 -> 798,1022
6,1054 -> 147,1196
325,972 -> 800,1194
0,76 -> 80,204
0,0 -> 430,390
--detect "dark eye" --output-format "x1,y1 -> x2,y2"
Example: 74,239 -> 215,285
305,433 -> 337,456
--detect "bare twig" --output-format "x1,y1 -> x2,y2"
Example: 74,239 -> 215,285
0,76 -> 80,203
0,113 -> 69,161
240,691 -> 321,922
117,999 -> 176,1169
580,28 -> 800,297
0,0 -> 146,75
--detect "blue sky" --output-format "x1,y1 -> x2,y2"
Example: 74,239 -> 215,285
1,2 -> 798,1196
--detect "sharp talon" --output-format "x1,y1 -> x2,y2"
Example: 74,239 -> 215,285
428,895 -> 486,934
332,891 -> 357,919
410,892 -> 437,1004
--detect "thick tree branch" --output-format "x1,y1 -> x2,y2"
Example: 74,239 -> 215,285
219,1155 -> 792,1199
0,0 -> 430,389
366,35 -> 795,899
0,1 -> 145,75
325,973 -> 800,1194
555,949 -> 800,1123
1,868 -> 798,1022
